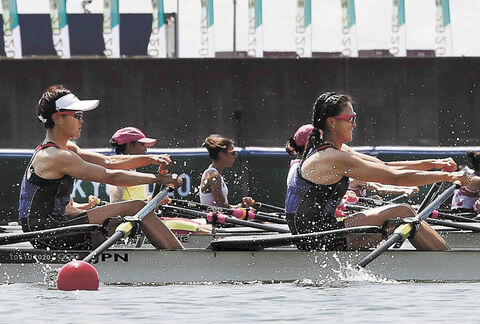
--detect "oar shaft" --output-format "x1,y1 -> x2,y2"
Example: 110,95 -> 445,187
217,217 -> 290,233
416,184 -> 457,221
136,186 -> 174,221
253,202 -> 285,213
418,182 -> 442,213
209,225 -> 381,251
356,233 -> 403,268
0,224 -> 102,246
83,231 -> 123,263
427,218 -> 480,232
251,212 -> 287,224
161,205 -> 290,233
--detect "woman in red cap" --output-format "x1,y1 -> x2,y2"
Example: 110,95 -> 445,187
108,127 -> 158,202
109,127 -> 212,234
19,85 -> 183,250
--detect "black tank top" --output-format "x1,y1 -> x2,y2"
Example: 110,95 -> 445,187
19,142 -> 74,229
285,144 -> 350,235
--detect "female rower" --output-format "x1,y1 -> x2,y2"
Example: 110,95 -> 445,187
200,134 -> 254,208
109,126 -> 211,234
108,126 -> 159,202
285,92 -> 470,251
19,85 -> 183,250
285,124 -> 314,184
451,151 -> 480,213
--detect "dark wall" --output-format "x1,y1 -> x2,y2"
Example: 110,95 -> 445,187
0,57 -> 479,149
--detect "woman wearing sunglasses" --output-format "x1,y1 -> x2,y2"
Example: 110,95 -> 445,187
285,92 -> 471,251
200,134 -> 254,208
19,84 -> 183,251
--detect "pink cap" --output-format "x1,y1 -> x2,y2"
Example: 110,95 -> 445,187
293,124 -> 314,147
111,127 -> 157,146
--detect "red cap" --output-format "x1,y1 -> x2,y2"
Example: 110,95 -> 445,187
293,124 -> 314,147
111,127 -> 157,146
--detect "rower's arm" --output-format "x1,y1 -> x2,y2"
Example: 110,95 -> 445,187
58,149 -> 181,187
302,150 -> 468,187
385,158 -> 457,171
67,141 -> 172,170
343,144 -> 457,171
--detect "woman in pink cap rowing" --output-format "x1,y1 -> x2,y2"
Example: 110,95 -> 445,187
19,85 -> 183,250
109,127 -> 212,234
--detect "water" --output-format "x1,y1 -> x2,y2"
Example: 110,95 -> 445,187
1,279 -> 480,323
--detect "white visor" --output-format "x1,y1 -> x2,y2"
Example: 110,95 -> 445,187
55,93 -> 99,111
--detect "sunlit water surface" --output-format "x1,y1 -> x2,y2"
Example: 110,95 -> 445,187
1,275 -> 480,323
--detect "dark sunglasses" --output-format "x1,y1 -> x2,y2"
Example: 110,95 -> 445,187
55,110 -> 84,120
333,113 -> 356,123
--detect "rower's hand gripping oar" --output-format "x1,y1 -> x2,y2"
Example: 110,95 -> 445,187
355,183 -> 459,269
56,186 -> 175,291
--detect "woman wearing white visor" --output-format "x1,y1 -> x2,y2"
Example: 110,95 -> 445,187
19,84 -> 183,250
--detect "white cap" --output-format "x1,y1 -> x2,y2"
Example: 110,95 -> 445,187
55,93 -> 99,111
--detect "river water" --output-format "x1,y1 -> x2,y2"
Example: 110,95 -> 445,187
1,275 -> 479,323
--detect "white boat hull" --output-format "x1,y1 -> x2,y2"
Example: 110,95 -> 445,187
2,247 -> 480,284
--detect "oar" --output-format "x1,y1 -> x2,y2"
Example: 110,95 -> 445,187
208,225 -> 382,251
0,224 -> 103,246
252,201 -> 285,214
356,183 -> 459,268
417,182 -> 443,213
57,186 -> 175,291
426,218 -> 480,232
168,199 -> 287,224
430,210 -> 480,223
387,193 -> 409,203
160,205 -> 290,233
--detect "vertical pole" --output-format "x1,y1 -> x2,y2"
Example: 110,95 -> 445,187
233,0 -> 237,57
176,0 -> 179,57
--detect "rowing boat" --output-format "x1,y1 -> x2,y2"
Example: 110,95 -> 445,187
2,245 -> 480,284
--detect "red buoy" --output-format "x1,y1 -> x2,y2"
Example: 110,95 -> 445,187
57,260 -> 99,291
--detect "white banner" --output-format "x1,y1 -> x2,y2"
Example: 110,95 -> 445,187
148,0 -> 167,58
103,0 -> 120,58
1,0 -> 22,58
49,0 -> 71,58
389,0 -> 406,57
199,0 -> 215,57
340,0 -> 358,57
248,0 -> 263,57
295,0 -> 311,57
435,0 -> 453,56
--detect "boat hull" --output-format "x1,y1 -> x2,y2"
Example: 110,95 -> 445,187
2,247 -> 480,284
